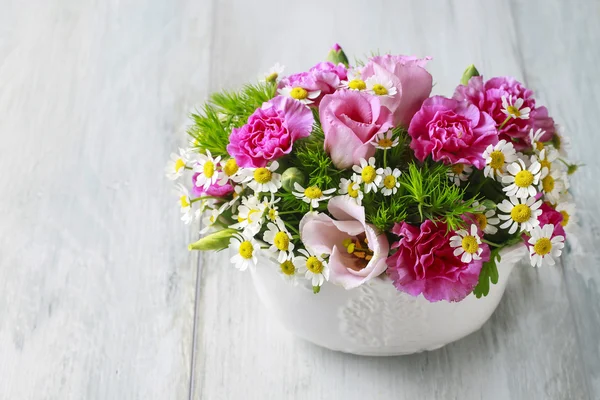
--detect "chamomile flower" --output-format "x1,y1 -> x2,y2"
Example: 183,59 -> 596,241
338,176 -> 364,205
502,158 -> 543,198
278,86 -> 321,105
552,124 -> 572,157
450,224 -> 483,263
241,161 -> 282,193
231,196 -> 266,236
472,202 -> 500,235
380,167 -> 402,196
278,259 -> 299,285
175,183 -> 195,224
447,163 -> 473,186
365,75 -> 397,97
293,248 -> 330,288
540,168 -> 567,204
556,201 -> 577,233
371,131 -> 399,150
194,150 -> 222,190
352,157 -> 383,193
535,148 -> 559,176
218,158 -> 242,185
497,196 -> 542,234
263,219 -> 295,263
340,69 -> 367,91
227,185 -> 244,212
263,194 -> 282,223
228,234 -> 260,271
261,62 -> 285,83
482,140 -> 518,179
529,128 -> 547,152
200,204 -> 226,234
527,224 -> 565,267
292,183 -> 336,209
501,95 -> 531,120
165,148 -> 189,180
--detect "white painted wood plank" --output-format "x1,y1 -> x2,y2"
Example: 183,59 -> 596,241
0,1 -> 214,399
193,0 -> 593,399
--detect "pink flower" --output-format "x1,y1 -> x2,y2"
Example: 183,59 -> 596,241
408,96 -> 498,168
454,76 -> 554,150
278,62 -> 347,105
386,220 -> 490,302
360,54 -> 433,126
227,96 -> 313,168
191,171 -> 233,197
319,90 -> 393,169
299,196 -> 389,289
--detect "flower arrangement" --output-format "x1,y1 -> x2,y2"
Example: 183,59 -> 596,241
167,44 -> 578,302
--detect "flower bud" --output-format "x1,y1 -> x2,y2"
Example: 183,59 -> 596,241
460,64 -> 480,86
281,167 -> 306,192
326,43 -> 349,67
188,228 -> 238,251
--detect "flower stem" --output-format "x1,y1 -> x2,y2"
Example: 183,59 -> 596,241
191,196 -> 220,204
383,149 -> 388,168
498,116 -> 511,130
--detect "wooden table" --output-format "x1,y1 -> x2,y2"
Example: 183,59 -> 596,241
1,0 -> 599,399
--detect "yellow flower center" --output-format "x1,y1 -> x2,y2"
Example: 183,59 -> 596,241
180,195 -> 189,208
452,163 -> 465,174
268,208 -> 278,221
383,175 -> 396,189
280,260 -> 295,276
560,211 -> 570,227
533,237 -> 552,256
371,84 -> 388,95
273,231 -> 290,251
514,170 -> 534,187
175,158 -> 185,172
540,159 -> 552,171
304,186 -> 323,199
348,79 -> 366,90
507,105 -> 521,117
535,141 -> 545,151
203,161 -> 215,178
224,158 -> 239,176
347,183 -> 359,198
253,167 -> 272,184
378,138 -> 394,148
542,175 -> 555,193
361,166 -> 377,184
290,87 -> 308,100
511,204 -> 532,223
238,241 -> 254,259
489,151 -> 505,170
474,213 -> 488,229
306,256 -> 324,274
461,236 -> 479,254
265,72 -> 278,83
247,209 -> 259,223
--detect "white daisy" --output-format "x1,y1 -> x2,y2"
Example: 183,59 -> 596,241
293,248 -> 330,288
535,148 -> 559,177
552,125 -> 572,157
365,75 -> 397,97
278,86 -> 321,105
230,196 -> 266,236
501,95 -> 531,120
449,224 -> 483,263
380,167 -> 402,196
447,163 -> 473,186
277,259 -> 299,285
218,158 -> 243,185
540,168 -> 567,204
175,183 -> 195,224
240,161 -> 282,193
529,128 -> 547,152
194,150 -> 222,190
371,131 -> 399,150
292,183 -> 336,209
228,234 -> 260,271
263,219 -> 295,263
502,158 -> 543,198
200,204 -> 227,234
472,202 -> 500,235
555,201 -> 577,233
352,157 -> 383,193
263,194 -> 282,223
338,176 -> 364,205
482,140 -> 518,179
261,62 -> 285,83
527,224 -> 565,267
340,69 -> 367,91
227,185 -> 244,212
165,148 -> 189,180
497,196 -> 543,234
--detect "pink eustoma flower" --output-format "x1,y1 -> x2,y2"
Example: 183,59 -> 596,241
227,95 -> 313,168
191,171 -> 233,197
386,220 -> 490,302
299,196 -> 389,289
408,96 -> 498,168
319,90 -> 393,169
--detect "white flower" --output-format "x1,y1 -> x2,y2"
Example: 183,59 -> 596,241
449,224 -> 483,263
175,183 -> 195,224
278,86 -> 321,105
230,196 -> 266,236
263,219 -> 295,263
502,158 -> 543,198
553,124 -> 572,157
482,140 -> 518,179
200,204 -> 227,234
472,202 -> 500,235
352,157 -> 383,193
228,234 -> 260,271
194,150 -> 222,190
535,148 -> 559,178
340,69 -> 367,91
540,168 -> 567,204
529,128 -> 547,152
365,75 -> 397,97
293,248 -> 330,287
227,185 -> 244,212
261,62 -> 285,83
292,183 -> 336,209
527,224 -> 565,267
338,176 -> 364,205
165,148 -> 189,180
371,131 -> 399,150
497,196 -> 543,234
556,201 -> 577,233
277,259 -> 299,285
501,95 -> 531,120
218,158 -> 242,185
447,163 -> 473,186
380,167 -> 402,196
263,194 -> 282,223
240,161 -> 282,193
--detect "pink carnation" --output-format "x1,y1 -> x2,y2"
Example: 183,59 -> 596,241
386,220 -> 490,302
191,171 -> 233,197
454,76 -> 554,150
227,96 -> 313,168
408,96 -> 498,168
278,62 -> 347,105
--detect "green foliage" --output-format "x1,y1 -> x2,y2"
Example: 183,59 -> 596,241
367,195 -> 409,232
291,125 -> 341,190
473,248 -> 501,298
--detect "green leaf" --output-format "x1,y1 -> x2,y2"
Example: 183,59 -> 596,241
473,248 -> 501,298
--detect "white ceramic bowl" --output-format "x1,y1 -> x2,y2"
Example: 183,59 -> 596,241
251,244 -> 527,356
